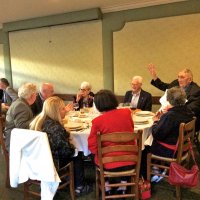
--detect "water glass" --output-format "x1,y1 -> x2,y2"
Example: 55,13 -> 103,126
73,103 -> 79,111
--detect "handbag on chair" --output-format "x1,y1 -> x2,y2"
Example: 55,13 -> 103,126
168,138 -> 199,188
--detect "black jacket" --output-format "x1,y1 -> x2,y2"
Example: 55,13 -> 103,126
151,106 -> 194,157
124,89 -> 152,111
151,79 -> 200,130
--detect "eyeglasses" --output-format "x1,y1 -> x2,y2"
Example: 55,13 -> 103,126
79,88 -> 87,92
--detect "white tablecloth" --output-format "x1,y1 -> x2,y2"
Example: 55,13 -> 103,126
70,128 -> 91,156
65,111 -> 154,156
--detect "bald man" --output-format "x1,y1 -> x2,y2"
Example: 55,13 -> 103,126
31,83 -> 54,116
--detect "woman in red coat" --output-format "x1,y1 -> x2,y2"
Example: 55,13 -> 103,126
88,89 -> 135,195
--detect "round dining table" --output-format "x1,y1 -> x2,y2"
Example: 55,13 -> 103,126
64,109 -> 154,156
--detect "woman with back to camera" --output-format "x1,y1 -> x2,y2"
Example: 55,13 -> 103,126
151,86 -> 194,158
30,96 -> 91,196
149,86 -> 194,182
88,89 -> 135,195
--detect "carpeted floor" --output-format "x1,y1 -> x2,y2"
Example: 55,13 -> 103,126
0,147 -> 200,200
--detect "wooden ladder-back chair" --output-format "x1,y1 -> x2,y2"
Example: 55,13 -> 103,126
96,130 -> 143,200
147,117 -> 196,200
8,128 -> 75,200
0,116 -> 10,188
24,161 -> 76,200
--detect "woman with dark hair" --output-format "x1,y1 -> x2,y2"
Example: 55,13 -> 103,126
88,89 -> 135,195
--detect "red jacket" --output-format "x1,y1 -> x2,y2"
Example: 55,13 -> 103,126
88,108 -> 135,169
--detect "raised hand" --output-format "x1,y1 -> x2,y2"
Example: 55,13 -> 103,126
148,63 -> 157,80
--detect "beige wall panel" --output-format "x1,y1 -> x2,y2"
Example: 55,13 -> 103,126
114,14 -> 200,96
0,44 -> 5,77
9,20 -> 103,93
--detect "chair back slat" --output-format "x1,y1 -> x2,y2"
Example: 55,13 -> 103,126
100,132 -> 139,142
97,130 -> 143,169
102,145 -> 138,154
102,154 -> 139,164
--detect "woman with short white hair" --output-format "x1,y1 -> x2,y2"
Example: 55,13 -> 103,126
5,83 -> 37,152
74,81 -> 94,109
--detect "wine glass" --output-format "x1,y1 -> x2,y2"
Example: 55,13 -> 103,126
73,103 -> 79,111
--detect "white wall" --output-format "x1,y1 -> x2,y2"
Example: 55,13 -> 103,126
9,20 -> 103,93
114,13 -> 200,96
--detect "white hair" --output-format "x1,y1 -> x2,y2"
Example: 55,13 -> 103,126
80,81 -> 91,90
18,83 -> 37,99
39,83 -> 54,93
132,76 -> 143,84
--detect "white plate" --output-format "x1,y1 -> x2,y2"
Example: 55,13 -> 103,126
134,121 -> 149,125
134,116 -> 149,124
67,126 -> 83,131
67,111 -> 79,117
64,122 -> 82,129
135,111 -> 154,116
79,114 -> 88,118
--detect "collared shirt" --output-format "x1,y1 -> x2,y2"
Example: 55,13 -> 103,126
39,92 -> 45,102
2,91 -> 7,103
131,92 -> 140,108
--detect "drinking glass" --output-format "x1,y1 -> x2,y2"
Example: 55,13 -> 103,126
73,103 -> 79,111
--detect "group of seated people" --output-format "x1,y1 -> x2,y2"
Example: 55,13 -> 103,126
1,63 -> 200,197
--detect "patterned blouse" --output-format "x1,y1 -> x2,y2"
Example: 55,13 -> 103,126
42,117 -> 75,169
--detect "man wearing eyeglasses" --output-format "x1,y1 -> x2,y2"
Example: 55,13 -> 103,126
148,63 -> 200,139
124,76 -> 152,111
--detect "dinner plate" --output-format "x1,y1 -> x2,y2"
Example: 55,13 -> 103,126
79,114 -> 88,118
134,117 -> 149,124
67,111 -> 79,117
135,111 -> 154,116
67,126 -> 83,131
64,122 -> 82,129
134,121 -> 149,125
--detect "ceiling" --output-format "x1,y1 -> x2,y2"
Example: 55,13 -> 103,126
0,0 -> 186,28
